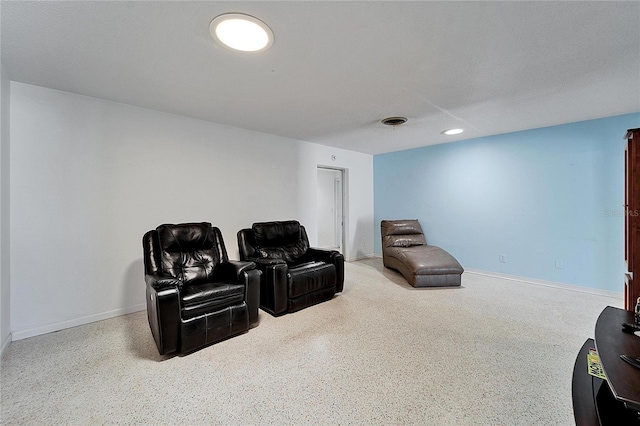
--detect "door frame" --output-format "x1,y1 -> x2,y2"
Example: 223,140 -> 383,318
317,166 -> 347,256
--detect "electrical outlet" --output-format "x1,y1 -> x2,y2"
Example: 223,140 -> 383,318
499,254 -> 506,263
555,260 -> 563,269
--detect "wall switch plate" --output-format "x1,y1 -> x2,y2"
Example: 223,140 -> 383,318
555,260 -> 563,269
499,254 -> 506,263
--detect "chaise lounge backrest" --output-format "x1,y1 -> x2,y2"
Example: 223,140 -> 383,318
381,219 -> 427,249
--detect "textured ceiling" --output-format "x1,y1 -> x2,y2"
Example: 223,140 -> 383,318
2,1 -> 639,155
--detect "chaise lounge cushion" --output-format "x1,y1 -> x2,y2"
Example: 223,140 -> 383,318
381,219 -> 463,287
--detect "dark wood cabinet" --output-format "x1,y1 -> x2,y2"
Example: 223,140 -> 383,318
572,307 -> 640,425
625,128 -> 640,311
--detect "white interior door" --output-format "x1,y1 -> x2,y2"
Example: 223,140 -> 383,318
317,167 -> 343,251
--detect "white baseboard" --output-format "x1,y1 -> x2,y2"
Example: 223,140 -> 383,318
12,304 -> 146,341
346,252 -> 375,262
464,268 -> 624,299
1,332 -> 11,358
7,267 -> 621,342
367,255 -> 623,299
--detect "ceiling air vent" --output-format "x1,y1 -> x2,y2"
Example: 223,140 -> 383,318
381,116 -> 407,126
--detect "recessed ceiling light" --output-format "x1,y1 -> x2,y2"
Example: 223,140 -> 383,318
442,128 -> 464,135
210,13 -> 274,52
381,117 -> 408,126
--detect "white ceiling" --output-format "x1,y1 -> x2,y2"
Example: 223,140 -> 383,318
2,1 -> 639,155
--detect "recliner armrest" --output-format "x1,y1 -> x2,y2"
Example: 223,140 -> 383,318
145,274 -> 181,355
252,257 -> 287,267
145,274 -> 182,291
218,260 -> 256,282
244,268 -> 261,326
304,247 -> 339,263
247,257 -> 288,315
303,248 -> 345,293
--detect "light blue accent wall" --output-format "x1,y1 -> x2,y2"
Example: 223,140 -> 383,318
374,113 -> 639,292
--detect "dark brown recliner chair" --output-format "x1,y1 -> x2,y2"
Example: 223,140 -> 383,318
237,220 -> 344,316
143,222 -> 260,355
381,219 -> 463,287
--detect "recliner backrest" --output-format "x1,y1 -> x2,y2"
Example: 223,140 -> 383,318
381,219 -> 427,249
153,222 -> 226,286
253,220 -> 302,247
248,220 -> 309,263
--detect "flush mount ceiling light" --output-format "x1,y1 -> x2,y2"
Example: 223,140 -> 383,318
381,116 -> 408,126
210,13 -> 274,52
442,128 -> 464,135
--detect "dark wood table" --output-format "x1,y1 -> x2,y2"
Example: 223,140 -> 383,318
573,306 -> 640,425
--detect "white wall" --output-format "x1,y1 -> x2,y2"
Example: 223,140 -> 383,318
1,65 -> 11,354
374,113 -> 638,291
9,82 -> 373,340
297,144 -> 374,261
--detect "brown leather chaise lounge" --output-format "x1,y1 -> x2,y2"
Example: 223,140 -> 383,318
381,219 -> 463,287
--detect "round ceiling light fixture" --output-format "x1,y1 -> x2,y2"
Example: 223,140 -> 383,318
381,116 -> 408,126
210,13 -> 274,52
442,128 -> 464,135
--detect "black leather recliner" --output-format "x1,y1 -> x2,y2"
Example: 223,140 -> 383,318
237,220 -> 344,316
143,222 -> 260,355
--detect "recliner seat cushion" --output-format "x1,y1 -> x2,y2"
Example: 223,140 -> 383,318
180,282 -> 245,319
288,262 -> 336,298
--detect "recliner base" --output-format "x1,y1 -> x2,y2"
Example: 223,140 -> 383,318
180,303 -> 249,354
288,286 -> 336,313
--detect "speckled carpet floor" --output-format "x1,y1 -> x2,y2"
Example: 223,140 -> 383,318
0,258 -> 622,425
